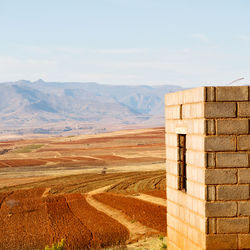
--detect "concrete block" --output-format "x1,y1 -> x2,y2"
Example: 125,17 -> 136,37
205,201 -> 237,217
187,119 -> 206,135
183,87 -> 206,104
206,119 -> 215,135
165,133 -> 178,147
165,119 -> 206,134
206,87 -> 215,102
204,102 -> 236,118
166,146 -> 178,161
205,169 -> 237,185
238,102 -> 250,117
238,234 -> 250,249
217,185 -> 249,200
182,103 -> 204,119
186,151 -> 206,167
239,169 -> 250,184
186,135 -> 205,151
165,91 -> 183,106
206,152 -> 215,168
206,234 -> 237,249
166,160 -> 178,175
207,185 -> 216,201
165,87 -> 205,106
237,135 -> 250,150
205,136 -> 236,151
216,152 -> 249,168
207,218 -> 216,234
238,201 -> 250,216
216,119 -> 249,135
165,105 -> 181,120
216,86 -> 249,101
167,173 -> 178,189
217,217 -> 249,233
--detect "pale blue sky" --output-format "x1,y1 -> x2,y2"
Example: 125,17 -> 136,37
0,0 -> 250,87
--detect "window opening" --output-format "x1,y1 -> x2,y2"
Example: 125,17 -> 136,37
178,134 -> 186,192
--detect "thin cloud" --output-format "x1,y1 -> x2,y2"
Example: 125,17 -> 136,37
239,35 -> 250,42
191,33 -> 209,43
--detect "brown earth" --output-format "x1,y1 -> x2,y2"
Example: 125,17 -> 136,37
0,127 -> 167,249
0,188 -> 130,249
93,192 -> 166,234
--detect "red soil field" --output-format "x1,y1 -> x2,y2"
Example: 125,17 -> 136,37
93,193 -> 166,233
0,159 -> 47,167
0,188 -> 130,249
65,193 -> 129,249
45,195 -> 92,249
0,155 -> 163,168
0,188 -> 52,250
143,190 -> 167,199
0,143 -> 14,147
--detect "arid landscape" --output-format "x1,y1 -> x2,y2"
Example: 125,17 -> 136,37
0,127 -> 166,249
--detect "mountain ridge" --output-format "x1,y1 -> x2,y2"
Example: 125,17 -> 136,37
0,80 -> 182,136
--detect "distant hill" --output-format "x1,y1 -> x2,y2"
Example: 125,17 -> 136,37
0,80 -> 182,136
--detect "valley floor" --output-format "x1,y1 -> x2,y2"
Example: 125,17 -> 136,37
0,127 -> 167,249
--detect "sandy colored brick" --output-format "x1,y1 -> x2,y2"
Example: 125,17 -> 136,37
205,202 -> 237,217
217,217 -> 249,233
186,135 -> 205,151
206,234 -> 237,249
206,119 -> 215,135
165,86 -> 250,250
186,151 -> 206,167
237,135 -> 250,150
165,133 -> 178,147
216,86 -> 249,101
239,169 -> 250,184
207,185 -> 216,201
165,87 -> 205,106
206,87 -> 215,102
217,185 -> 249,200
182,103 -> 204,119
166,146 -> 178,161
206,152 -> 215,168
238,234 -> 250,249
165,105 -> 181,120
238,102 -> 250,117
205,136 -> 236,151
216,119 -> 249,135
187,119 -> 206,135
207,218 -> 216,234
205,169 -> 237,185
166,160 -> 178,175
216,152 -> 249,168
204,102 -> 236,118
238,201 -> 250,216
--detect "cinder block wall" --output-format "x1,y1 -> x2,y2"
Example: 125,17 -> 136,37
165,86 -> 250,250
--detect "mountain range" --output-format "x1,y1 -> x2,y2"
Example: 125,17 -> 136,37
0,80 -> 182,137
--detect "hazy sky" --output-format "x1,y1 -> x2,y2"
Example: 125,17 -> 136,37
0,0 -> 250,87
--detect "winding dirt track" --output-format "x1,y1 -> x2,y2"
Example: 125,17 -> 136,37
86,186 -> 158,243
128,193 -> 166,207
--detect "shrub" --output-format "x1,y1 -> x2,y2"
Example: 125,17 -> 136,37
44,239 -> 65,250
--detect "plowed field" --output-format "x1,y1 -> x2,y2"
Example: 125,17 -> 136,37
143,190 -> 167,199
93,193 -> 166,233
0,127 -> 165,173
0,188 -> 130,249
0,127 -> 167,249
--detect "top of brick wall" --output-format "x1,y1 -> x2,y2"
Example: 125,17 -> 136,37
165,86 -> 250,106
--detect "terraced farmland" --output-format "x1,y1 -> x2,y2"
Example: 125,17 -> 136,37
0,127 -> 167,249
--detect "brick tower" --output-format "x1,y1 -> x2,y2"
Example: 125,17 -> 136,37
165,86 -> 250,249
